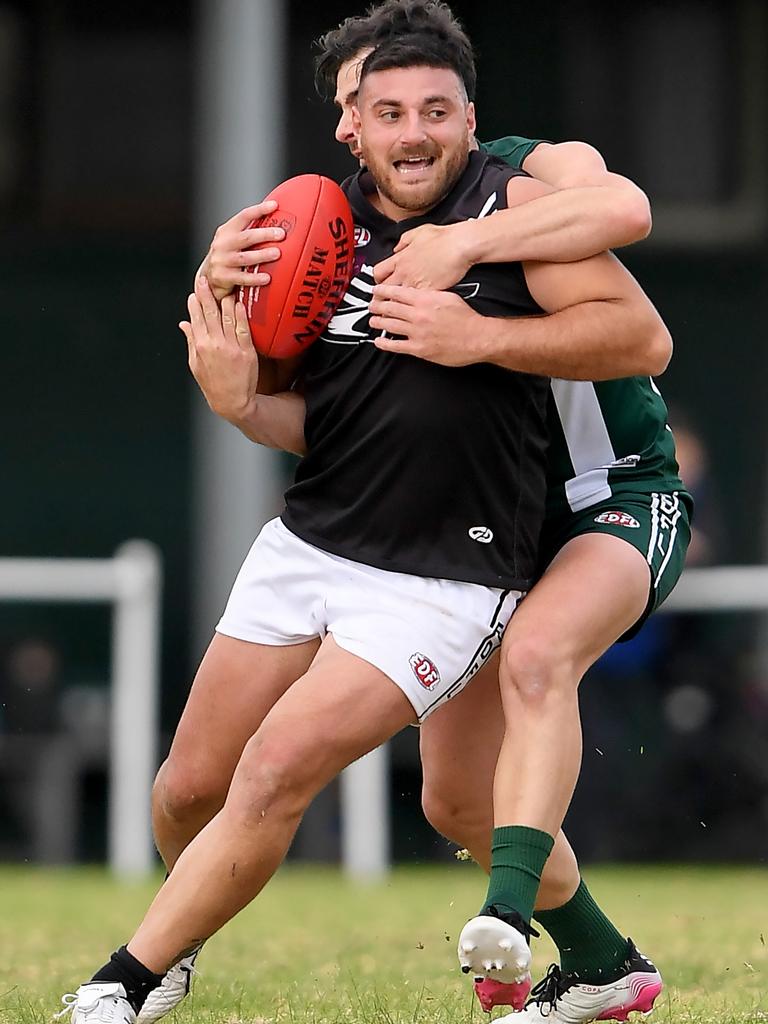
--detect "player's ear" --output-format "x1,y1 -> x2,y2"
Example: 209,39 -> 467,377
466,101 -> 476,137
351,105 -> 362,133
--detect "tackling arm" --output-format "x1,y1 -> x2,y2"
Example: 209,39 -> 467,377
509,140 -> 652,258
480,250 -> 672,380
374,141 -> 651,288
369,176 -> 670,381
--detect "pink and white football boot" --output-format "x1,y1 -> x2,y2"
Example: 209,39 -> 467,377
501,940 -> 662,1024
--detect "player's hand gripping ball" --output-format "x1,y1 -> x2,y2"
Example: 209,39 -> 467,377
239,175 -> 354,359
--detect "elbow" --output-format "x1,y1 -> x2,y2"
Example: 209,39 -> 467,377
644,324 -> 673,377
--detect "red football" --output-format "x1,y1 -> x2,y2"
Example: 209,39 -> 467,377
239,174 -> 354,360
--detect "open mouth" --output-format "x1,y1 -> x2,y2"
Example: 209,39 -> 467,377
393,156 -> 436,174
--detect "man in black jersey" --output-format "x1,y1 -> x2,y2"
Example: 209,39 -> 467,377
128,7 -> 673,1024
58,32 -> 672,1024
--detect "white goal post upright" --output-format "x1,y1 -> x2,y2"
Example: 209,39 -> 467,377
340,745 -> 390,880
191,0 -> 286,656
108,542 -> 163,877
0,542 -> 162,877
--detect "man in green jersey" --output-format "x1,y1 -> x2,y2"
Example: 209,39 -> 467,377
136,5 -> 685,1024
335,6 -> 687,1024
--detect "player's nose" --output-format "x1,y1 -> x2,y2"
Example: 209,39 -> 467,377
335,109 -> 355,144
398,112 -> 428,146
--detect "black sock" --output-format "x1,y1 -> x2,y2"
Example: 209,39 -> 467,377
90,945 -> 165,1014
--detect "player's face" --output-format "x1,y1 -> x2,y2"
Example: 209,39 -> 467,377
334,49 -> 372,159
354,65 -> 475,219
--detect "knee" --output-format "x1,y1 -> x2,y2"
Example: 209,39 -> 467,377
422,779 -> 491,850
153,756 -> 227,826
500,635 -> 577,708
225,735 -> 319,829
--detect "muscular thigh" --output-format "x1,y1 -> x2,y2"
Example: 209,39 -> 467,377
230,634 -> 417,800
419,653 -> 503,815
166,633 -> 320,790
503,532 -> 651,676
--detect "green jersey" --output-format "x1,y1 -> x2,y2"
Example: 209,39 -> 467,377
480,135 -> 543,168
480,136 -> 687,523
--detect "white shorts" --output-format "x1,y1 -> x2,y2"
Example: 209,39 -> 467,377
217,518 -> 523,721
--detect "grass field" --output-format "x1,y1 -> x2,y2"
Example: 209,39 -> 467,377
1,864 -> 766,1024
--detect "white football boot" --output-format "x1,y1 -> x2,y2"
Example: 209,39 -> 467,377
458,905 -> 537,986
56,983 -> 136,1023
136,950 -> 200,1024
502,941 -> 663,1024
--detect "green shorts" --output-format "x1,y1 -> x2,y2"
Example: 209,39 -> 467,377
539,490 -> 693,640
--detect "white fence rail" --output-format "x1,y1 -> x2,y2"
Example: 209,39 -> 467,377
0,542 -> 162,878
662,565 -> 768,611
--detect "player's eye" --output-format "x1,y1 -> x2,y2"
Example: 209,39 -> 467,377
426,108 -> 447,119
380,110 -> 400,122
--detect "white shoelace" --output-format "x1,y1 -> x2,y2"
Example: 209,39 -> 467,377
54,993 -> 77,1019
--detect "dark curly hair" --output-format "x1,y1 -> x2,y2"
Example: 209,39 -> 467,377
358,31 -> 473,101
314,1 -> 476,101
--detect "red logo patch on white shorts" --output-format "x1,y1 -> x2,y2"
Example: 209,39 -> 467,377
409,653 -> 441,690
594,510 -> 641,529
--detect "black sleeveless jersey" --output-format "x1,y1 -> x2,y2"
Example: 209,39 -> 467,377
281,152 -> 550,590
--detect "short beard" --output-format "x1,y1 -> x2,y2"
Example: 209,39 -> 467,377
363,129 -> 470,215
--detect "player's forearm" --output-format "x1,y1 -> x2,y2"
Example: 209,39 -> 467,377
456,187 -> 651,266
228,391 -> 307,455
480,299 -> 672,381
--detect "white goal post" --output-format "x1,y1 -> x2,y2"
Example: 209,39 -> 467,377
0,542 -> 162,878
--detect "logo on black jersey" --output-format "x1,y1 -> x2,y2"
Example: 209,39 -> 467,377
468,526 -> 494,543
323,265 -> 482,347
409,653 -> 441,690
323,264 -> 376,342
354,225 -> 371,247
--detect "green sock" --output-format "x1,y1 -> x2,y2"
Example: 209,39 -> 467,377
482,825 -> 555,924
534,880 -> 630,984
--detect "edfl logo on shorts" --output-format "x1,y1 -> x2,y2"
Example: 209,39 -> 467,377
594,510 -> 641,528
409,653 -> 441,690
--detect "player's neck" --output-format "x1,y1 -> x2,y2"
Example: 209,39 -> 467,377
368,191 -> 432,221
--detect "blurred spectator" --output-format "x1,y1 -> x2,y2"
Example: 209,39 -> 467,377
0,636 -> 78,863
667,405 -> 723,566
0,636 -> 62,735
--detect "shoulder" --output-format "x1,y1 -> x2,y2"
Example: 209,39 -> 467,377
479,135 -> 547,169
466,152 -> 552,208
471,150 -> 531,185
520,141 -> 608,183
